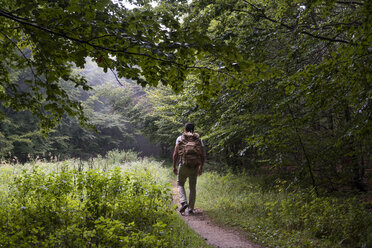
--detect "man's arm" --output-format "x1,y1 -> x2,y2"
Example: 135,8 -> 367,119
173,144 -> 179,175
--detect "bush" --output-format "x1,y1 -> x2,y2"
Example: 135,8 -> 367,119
196,171 -> 372,247
0,166 -> 171,247
0,152 -> 209,247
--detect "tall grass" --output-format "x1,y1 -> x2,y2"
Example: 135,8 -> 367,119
0,150 -> 210,248
196,169 -> 372,248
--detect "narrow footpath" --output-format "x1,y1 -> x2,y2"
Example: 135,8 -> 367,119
172,182 -> 263,248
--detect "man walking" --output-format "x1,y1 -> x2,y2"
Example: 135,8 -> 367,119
173,122 -> 205,214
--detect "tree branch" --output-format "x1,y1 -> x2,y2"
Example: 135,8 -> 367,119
0,9 -> 186,66
102,57 -> 124,87
336,1 -> 364,5
0,8 -> 237,80
241,1 -> 350,44
0,30 -> 44,85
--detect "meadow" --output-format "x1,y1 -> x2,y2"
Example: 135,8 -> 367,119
0,150 -> 210,248
1,150 -> 371,248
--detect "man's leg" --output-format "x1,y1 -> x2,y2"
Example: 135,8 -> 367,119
188,168 -> 198,211
177,164 -> 188,211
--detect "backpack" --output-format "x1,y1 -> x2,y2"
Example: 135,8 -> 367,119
178,132 -> 203,168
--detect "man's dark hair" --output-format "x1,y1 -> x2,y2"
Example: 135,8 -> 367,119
185,122 -> 194,132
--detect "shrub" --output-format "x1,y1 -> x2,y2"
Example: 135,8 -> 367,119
0,166 -> 173,247
0,152 -> 209,248
196,171 -> 372,247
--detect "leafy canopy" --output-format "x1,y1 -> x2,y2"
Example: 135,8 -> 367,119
0,0 -> 240,130
138,0 -> 371,192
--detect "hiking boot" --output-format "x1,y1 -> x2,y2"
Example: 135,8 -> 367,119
179,202 -> 188,213
187,209 -> 194,215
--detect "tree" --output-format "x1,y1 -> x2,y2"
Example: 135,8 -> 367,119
0,61 -> 150,161
0,0 -> 238,130
142,0 -> 371,192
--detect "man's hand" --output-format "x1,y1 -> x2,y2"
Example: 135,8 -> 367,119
173,167 -> 178,175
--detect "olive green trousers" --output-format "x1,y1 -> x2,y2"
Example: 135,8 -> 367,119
177,164 -> 199,210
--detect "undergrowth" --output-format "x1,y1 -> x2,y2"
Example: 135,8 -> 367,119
0,150 -> 210,247
196,168 -> 372,248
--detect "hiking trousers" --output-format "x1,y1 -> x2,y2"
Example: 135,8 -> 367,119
177,164 -> 199,210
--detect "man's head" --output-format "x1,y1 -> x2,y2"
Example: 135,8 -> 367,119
184,122 -> 194,133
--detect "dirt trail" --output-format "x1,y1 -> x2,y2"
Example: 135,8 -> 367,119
172,182 -> 263,248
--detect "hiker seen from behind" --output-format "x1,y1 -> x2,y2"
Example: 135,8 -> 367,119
173,122 -> 205,215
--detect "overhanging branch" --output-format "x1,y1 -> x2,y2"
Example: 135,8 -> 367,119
0,29 -> 44,85
0,8 -> 239,80
0,9 -> 175,62
241,1 -> 350,44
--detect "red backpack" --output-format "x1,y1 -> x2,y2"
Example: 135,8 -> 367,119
178,132 -> 203,168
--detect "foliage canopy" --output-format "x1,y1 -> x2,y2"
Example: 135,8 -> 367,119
138,0 -> 371,192
0,0 -> 239,129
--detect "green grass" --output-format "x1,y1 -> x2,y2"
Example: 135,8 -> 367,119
195,166 -> 372,248
0,150 -> 210,248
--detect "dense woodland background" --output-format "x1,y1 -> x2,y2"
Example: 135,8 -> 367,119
0,0 -> 371,195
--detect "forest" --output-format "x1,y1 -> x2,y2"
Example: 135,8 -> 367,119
0,0 -> 371,247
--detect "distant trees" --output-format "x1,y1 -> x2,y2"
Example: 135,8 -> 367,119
0,62 -> 148,161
